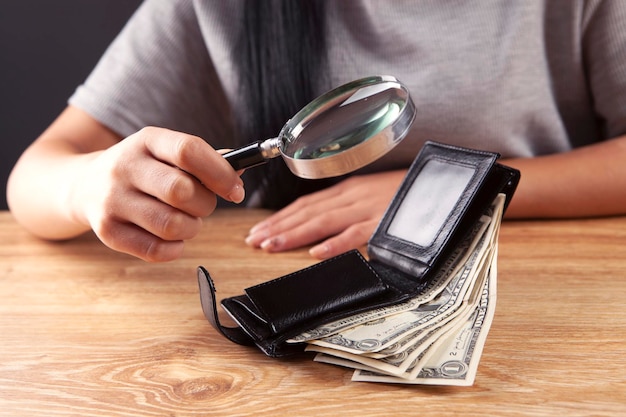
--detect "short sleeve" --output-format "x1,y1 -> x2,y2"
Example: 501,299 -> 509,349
68,0 -> 235,147
583,0 -> 626,138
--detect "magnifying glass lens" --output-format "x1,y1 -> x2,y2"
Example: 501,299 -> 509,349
222,75 -> 415,178
282,82 -> 409,160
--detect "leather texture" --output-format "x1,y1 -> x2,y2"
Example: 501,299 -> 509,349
243,250 -> 387,334
197,141 -> 520,357
197,266 -> 256,346
368,141 -> 519,277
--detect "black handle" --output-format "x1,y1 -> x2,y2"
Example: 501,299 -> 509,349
222,141 -> 269,171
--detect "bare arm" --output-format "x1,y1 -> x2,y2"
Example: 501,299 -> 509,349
501,135 -> 626,218
7,106 -> 245,261
246,135 -> 626,259
8,106 -> 121,238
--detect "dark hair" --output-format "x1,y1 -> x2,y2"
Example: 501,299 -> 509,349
236,0 -> 341,209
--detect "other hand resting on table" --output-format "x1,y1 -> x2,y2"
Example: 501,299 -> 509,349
245,170 -> 406,260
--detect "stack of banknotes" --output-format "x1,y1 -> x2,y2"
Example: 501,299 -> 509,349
287,194 -> 505,386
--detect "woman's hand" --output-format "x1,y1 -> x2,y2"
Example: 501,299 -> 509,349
8,106 -> 244,262
245,170 -> 407,259
68,128 -> 245,262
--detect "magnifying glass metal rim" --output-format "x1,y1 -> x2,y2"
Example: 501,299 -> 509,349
280,75 -> 415,178
223,75 -> 416,179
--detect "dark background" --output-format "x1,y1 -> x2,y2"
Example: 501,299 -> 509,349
0,1 -> 142,210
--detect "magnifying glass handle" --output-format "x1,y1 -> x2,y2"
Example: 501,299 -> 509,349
223,141 -> 268,171
223,138 -> 282,171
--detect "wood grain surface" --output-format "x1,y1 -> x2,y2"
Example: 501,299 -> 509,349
1,210 -> 625,416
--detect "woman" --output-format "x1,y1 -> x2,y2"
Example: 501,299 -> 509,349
7,1 -> 626,262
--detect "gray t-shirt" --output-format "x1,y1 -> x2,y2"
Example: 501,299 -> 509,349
70,0 -> 626,175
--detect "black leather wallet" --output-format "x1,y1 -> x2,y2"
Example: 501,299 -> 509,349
197,141 -> 520,357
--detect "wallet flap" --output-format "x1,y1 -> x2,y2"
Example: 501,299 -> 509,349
197,266 -> 256,346
368,141 -> 507,278
238,250 -> 389,335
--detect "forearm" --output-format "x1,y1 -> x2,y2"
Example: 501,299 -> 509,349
501,135 -> 626,219
8,106 -> 246,263
7,138 -> 102,239
7,107 -> 121,239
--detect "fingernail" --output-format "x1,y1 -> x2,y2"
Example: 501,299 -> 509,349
228,183 -> 245,204
249,222 -> 267,234
245,229 -> 269,247
260,236 -> 284,252
309,244 -> 329,259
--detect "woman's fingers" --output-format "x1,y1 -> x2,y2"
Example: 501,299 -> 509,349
95,219 -> 186,262
308,219 -> 379,259
125,156 -> 217,218
245,170 -> 407,258
250,207 -> 351,253
141,128 -> 245,203
245,188 -> 353,248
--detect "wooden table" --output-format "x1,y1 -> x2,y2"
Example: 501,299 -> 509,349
1,209 -> 625,416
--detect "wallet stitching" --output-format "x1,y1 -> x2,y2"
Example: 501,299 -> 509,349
224,303 -> 266,341
429,141 -> 497,159
247,250 -> 379,291
370,151 -> 493,267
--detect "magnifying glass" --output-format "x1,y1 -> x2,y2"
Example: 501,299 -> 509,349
223,75 -> 416,179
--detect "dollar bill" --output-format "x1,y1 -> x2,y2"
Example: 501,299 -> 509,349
308,303 -> 475,375
307,252 -> 491,376
305,207 -> 498,355
352,248 -> 498,385
287,212 -> 491,343
307,194 -> 505,385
